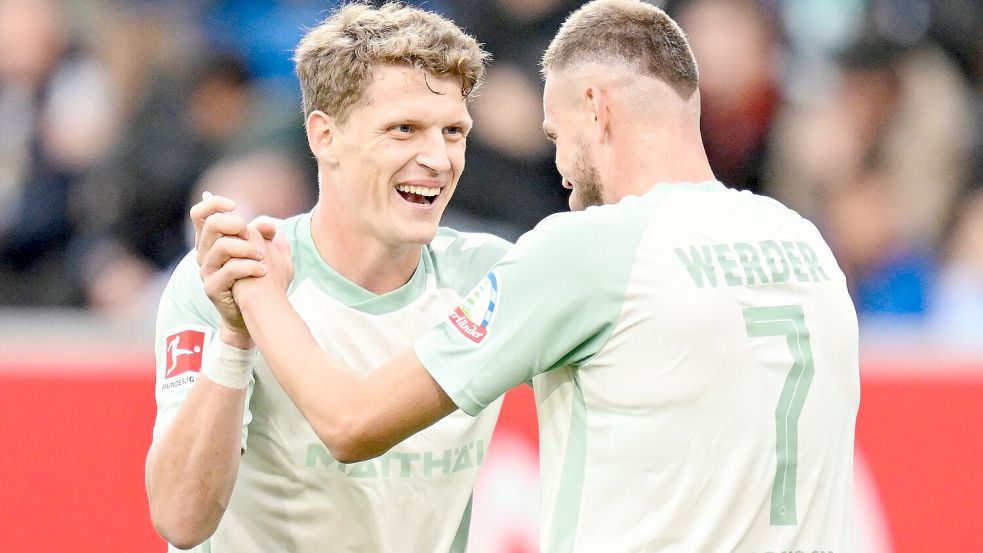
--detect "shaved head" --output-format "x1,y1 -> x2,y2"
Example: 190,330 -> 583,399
542,0 -> 698,99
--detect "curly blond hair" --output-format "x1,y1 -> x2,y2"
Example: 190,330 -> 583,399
294,2 -> 489,122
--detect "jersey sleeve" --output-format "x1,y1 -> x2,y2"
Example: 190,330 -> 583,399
153,251 -> 255,446
429,228 -> 513,296
415,200 -> 652,415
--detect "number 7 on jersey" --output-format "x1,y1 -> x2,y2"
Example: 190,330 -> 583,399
743,305 -> 815,526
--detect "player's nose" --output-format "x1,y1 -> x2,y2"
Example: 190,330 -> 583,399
416,128 -> 451,174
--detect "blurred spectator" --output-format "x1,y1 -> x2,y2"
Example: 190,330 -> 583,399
0,0 -> 119,306
442,0 -> 575,241
769,37 -> 974,246
199,0 -> 335,91
1,0 -> 980,333
68,52 -> 252,309
190,149 -> 313,229
673,0 -> 784,194
824,159 -> 936,319
929,190 -> 983,348
765,29 -> 976,320
70,43 -> 315,313
198,0 -> 451,95
83,149 -> 313,322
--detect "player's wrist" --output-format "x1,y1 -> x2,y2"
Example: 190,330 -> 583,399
218,324 -> 253,350
231,278 -> 268,311
203,334 -> 256,390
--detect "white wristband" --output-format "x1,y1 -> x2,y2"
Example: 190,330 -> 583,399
202,337 -> 256,390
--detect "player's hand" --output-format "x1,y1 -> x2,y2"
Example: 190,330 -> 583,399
230,223 -> 293,308
190,191 -> 236,255
200,230 -> 265,341
196,194 -> 271,345
194,193 -> 252,270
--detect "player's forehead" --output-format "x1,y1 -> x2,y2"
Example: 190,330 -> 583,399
542,70 -> 578,123
541,75 -> 559,132
542,74 -> 558,113
360,64 -> 470,119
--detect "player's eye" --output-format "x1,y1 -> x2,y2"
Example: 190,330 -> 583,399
392,124 -> 414,134
445,126 -> 467,138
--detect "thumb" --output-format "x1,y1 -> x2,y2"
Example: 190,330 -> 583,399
254,220 -> 277,241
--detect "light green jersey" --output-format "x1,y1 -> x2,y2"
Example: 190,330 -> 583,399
153,212 -> 510,553
417,182 -> 859,553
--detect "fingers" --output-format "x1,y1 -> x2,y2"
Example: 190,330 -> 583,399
253,220 -> 277,241
202,258 -> 267,300
247,223 -> 292,271
200,235 -> 265,277
197,212 -> 250,266
273,230 -> 291,257
233,222 -> 294,288
190,192 -> 236,248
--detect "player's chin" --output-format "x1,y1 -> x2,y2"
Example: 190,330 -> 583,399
399,219 -> 442,246
568,192 -> 586,212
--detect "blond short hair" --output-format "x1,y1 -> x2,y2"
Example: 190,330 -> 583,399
542,0 -> 699,98
294,2 -> 489,122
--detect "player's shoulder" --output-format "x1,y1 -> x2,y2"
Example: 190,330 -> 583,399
163,249 -> 203,297
522,194 -> 654,250
726,186 -> 828,238
157,249 -> 219,327
430,227 -> 513,261
709,183 -> 803,218
427,227 -> 513,293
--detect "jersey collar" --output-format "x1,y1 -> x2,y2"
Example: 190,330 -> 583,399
290,212 -> 431,315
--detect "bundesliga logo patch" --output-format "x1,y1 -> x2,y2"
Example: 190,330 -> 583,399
449,271 -> 499,344
163,326 -> 209,378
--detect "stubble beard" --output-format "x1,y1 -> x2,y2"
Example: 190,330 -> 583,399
572,137 -> 604,209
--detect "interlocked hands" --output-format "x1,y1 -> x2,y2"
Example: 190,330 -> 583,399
190,192 -> 293,348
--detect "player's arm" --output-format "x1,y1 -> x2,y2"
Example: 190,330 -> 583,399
146,363 -> 249,549
145,197 -> 261,549
224,201 -> 643,463
236,281 -> 458,462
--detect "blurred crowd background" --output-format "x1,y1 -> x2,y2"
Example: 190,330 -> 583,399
0,0 -> 981,347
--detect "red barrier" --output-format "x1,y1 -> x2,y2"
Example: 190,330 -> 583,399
854,357 -> 983,551
0,346 -> 980,552
0,350 -> 162,552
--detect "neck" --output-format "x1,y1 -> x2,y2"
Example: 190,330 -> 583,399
603,106 -> 715,201
608,138 -> 715,201
309,205 -> 422,295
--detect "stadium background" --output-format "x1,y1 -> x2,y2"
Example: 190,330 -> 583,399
1,0 -> 980,551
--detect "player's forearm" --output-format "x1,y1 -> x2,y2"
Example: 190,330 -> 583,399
146,379 -> 245,549
237,289 -> 392,462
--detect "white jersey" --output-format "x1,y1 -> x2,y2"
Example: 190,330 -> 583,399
153,213 -> 510,552
417,181 -> 859,552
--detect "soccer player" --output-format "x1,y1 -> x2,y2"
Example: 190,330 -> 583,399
144,4 -> 511,552
203,0 -> 860,551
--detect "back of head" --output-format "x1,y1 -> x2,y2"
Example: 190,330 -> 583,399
542,0 -> 699,99
294,1 -> 489,123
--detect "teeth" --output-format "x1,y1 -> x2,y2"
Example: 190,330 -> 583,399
396,184 -> 440,197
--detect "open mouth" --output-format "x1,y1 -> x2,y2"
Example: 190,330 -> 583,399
396,184 -> 440,206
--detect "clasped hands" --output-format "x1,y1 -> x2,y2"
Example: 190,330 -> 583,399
191,192 -> 293,347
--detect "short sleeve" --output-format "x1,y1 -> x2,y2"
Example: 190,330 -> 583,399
415,199 -> 652,415
152,251 -> 255,446
429,228 -> 513,296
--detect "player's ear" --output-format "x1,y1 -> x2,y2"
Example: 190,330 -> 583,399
584,85 -> 610,143
306,110 -> 340,166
